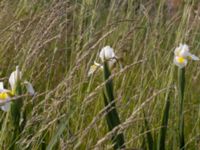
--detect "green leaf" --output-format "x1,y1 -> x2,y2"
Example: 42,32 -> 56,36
157,97 -> 170,150
143,112 -> 154,150
47,119 -> 68,150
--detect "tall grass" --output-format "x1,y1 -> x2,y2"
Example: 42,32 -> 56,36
0,0 -> 199,149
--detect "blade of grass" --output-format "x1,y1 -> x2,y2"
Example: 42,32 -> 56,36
140,126 -> 147,150
143,111 -> 154,150
157,96 -> 170,150
157,66 -> 174,150
46,118 -> 68,150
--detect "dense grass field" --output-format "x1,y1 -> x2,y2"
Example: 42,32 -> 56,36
0,0 -> 200,149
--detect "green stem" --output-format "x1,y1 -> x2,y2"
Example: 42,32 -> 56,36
178,68 -> 185,150
10,79 -> 23,149
103,62 -> 125,149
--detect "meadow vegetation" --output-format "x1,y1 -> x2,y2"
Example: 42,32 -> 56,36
0,0 -> 200,149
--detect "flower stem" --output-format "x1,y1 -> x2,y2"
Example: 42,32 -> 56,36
10,79 -> 23,149
178,68 -> 185,149
103,61 -> 125,149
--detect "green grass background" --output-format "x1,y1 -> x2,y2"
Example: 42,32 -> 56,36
0,0 -> 200,149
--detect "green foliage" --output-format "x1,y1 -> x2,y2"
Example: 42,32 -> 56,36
0,0 -> 199,149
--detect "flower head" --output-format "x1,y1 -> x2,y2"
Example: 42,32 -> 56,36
99,46 -> 117,68
174,43 -> 199,68
99,46 -> 116,62
88,46 -> 119,77
0,66 -> 35,112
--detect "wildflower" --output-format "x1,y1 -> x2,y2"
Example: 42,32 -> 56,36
174,43 -> 199,68
99,46 -> 116,61
100,46 -> 117,68
0,66 -> 35,111
88,46 -> 118,77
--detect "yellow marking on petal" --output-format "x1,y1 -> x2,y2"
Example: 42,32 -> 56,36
0,92 -> 9,100
88,65 -> 98,76
177,57 -> 185,64
0,91 -> 14,100
90,65 -> 98,71
88,63 -> 103,77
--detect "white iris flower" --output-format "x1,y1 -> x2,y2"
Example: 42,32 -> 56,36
99,46 -> 116,68
0,66 -> 35,111
88,46 -> 117,77
174,44 -> 199,68
99,46 -> 116,61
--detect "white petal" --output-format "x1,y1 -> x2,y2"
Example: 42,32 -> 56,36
174,47 -> 181,56
181,44 -> 189,52
88,62 -> 103,77
104,46 -> 115,58
88,65 -> 97,77
99,46 -> 115,62
178,44 -> 189,58
0,83 -> 10,93
179,49 -> 190,58
9,66 -> 22,91
9,72 -> 15,90
0,102 -> 10,112
99,48 -> 105,62
189,54 -> 200,61
174,43 -> 190,58
24,81 -> 35,96
94,61 -> 102,67
173,56 -> 187,68
0,82 -> 4,91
